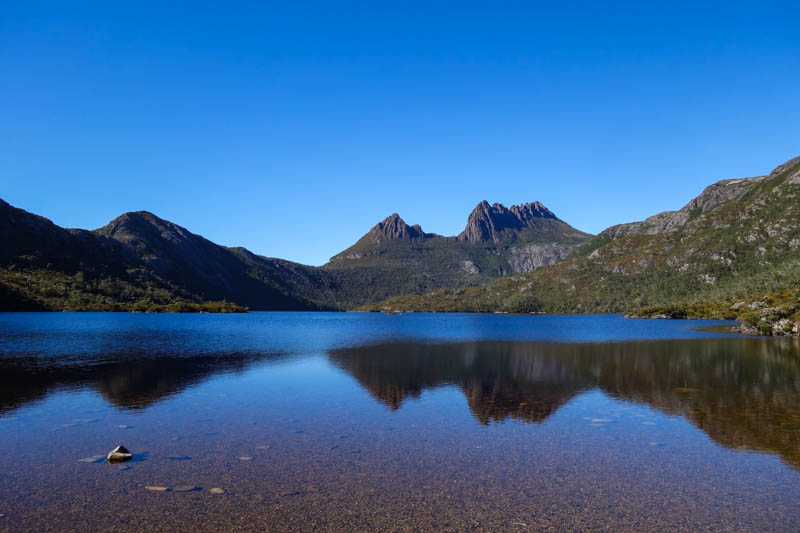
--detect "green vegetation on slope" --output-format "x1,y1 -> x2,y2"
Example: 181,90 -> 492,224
0,268 -> 247,312
361,156 -> 800,336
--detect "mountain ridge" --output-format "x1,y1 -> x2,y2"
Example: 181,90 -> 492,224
3,154 -> 798,318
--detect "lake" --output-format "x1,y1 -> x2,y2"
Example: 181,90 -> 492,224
1,312 -> 799,532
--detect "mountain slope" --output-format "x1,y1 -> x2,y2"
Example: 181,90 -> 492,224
366,156 -> 800,316
324,201 -> 592,307
95,211 -> 338,310
0,204 -> 338,311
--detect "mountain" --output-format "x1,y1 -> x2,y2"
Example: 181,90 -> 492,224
5,154 -> 797,316
95,211 -> 338,310
0,202 -> 338,311
0,196 -> 590,312
324,200 -> 592,306
366,155 -> 800,324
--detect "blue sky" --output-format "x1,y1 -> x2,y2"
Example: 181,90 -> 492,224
2,2 -> 799,265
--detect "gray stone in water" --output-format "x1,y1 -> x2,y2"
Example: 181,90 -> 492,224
107,445 -> 133,464
210,488 -> 225,494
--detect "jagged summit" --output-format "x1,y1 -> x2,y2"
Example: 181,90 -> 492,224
458,201 -> 559,243
364,213 -> 428,243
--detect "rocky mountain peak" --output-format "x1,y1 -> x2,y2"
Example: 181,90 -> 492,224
458,201 -> 559,243
364,213 -> 427,243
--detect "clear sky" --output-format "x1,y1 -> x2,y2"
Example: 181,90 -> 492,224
2,2 -> 799,266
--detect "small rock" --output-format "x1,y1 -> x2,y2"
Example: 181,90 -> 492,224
238,456 -> 252,461
117,425 -> 131,429
210,488 -> 225,495
0,514 -> 5,518
145,486 -> 168,492
107,445 -> 133,464
255,445 -> 270,450
173,485 -> 199,493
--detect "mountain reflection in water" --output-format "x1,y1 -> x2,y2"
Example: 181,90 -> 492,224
0,350 -> 283,413
329,338 -> 800,469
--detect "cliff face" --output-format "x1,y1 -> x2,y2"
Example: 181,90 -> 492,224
457,201 -> 558,243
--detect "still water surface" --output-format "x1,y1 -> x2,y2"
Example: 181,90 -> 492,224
1,313 -> 799,531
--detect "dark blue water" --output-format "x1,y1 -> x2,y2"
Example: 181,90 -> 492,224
0,313 -> 798,532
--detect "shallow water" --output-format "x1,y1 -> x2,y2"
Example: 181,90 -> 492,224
1,312 -> 799,532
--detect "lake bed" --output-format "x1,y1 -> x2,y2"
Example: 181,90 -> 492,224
1,313 -> 798,532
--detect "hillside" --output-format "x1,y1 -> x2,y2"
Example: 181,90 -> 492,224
365,156 -> 800,322
0,203 -> 337,311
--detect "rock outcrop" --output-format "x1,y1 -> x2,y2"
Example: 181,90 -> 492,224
458,201 -> 558,243
508,243 -> 573,272
359,214 -> 428,244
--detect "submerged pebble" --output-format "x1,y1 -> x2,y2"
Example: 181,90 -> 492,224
145,486 -> 168,492
210,488 -> 225,495
239,456 -> 253,461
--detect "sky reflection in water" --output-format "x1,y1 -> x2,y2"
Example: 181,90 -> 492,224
0,312 -> 798,532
